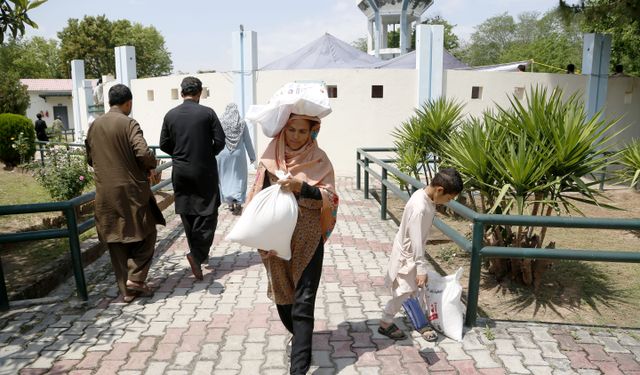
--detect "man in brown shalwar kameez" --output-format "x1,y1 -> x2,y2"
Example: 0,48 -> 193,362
85,84 -> 166,303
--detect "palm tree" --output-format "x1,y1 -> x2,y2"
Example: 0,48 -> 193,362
439,86 -> 622,287
617,139 -> 640,189
392,97 -> 464,191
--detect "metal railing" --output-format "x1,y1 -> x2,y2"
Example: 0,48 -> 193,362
35,142 -> 170,167
356,147 -> 640,326
0,160 -> 173,311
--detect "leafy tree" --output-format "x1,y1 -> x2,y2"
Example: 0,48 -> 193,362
459,13 -> 517,66
423,16 -> 460,52
0,113 -> 34,167
459,11 -> 582,72
58,15 -> 172,78
561,0 -> 640,76
388,29 -> 400,48
502,12 -> 583,72
351,36 -> 368,53
113,21 -> 172,78
0,0 -> 46,44
0,71 -> 29,114
0,36 -> 62,78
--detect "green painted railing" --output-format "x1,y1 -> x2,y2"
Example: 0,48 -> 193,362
35,141 -> 171,167
356,147 -> 640,326
0,158 -> 173,311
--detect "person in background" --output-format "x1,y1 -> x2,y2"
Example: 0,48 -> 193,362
248,112 -> 339,375
517,64 -> 526,72
217,103 -> 256,215
93,77 -> 104,106
85,84 -> 165,303
34,113 -> 49,142
51,116 -> 64,142
611,64 -> 627,77
378,168 -> 463,342
159,76 -> 225,280
566,63 -> 576,74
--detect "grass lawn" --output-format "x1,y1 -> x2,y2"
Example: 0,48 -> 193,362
0,168 -> 97,299
377,183 -> 640,328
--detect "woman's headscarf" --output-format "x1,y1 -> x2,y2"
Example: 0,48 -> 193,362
249,114 -> 339,241
220,103 -> 246,151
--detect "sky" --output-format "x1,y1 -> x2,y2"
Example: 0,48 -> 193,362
26,0 -> 575,74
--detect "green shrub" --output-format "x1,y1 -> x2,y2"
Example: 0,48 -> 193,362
0,113 -> 36,167
30,146 -> 93,201
0,73 -> 30,115
617,139 -> 640,188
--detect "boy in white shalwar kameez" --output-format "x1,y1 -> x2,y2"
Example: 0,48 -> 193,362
379,168 -> 463,341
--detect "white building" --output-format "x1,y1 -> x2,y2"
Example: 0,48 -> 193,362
20,79 -> 76,131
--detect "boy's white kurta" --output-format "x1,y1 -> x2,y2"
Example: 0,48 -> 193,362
385,189 -> 436,297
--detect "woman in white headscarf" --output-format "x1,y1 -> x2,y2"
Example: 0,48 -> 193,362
217,103 -> 256,215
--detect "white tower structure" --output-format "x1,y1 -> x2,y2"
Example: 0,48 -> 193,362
357,0 -> 433,60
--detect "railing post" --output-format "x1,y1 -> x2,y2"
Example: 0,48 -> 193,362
65,206 -> 88,301
381,168 -> 387,220
0,256 -> 9,311
39,143 -> 45,167
599,159 -> 607,192
364,158 -> 370,199
356,150 -> 361,190
465,220 -> 484,326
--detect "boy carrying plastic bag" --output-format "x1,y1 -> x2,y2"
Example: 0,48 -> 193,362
379,168 -> 464,342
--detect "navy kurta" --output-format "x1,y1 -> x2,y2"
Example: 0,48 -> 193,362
159,99 -> 225,215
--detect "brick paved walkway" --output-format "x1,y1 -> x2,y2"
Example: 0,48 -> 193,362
1,176 -> 639,374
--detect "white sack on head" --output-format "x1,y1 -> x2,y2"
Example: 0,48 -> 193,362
246,81 -> 332,138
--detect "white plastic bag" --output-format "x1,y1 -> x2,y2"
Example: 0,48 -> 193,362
246,81 -> 332,137
425,267 -> 466,342
225,184 -> 298,260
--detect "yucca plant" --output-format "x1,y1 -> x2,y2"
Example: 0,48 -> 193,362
392,97 -> 464,188
440,86 -> 622,288
617,139 -> 640,189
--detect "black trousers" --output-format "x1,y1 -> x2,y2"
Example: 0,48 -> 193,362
276,241 -> 324,375
180,210 -> 218,264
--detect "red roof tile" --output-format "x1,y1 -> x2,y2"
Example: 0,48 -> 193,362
19,79 -> 98,92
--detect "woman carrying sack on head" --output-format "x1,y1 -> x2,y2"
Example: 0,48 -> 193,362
247,113 -> 339,375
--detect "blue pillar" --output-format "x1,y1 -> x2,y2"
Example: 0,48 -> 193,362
232,29 -> 258,160
582,33 -> 612,120
366,0 -> 382,58
416,24 -> 444,107
400,0 -> 410,54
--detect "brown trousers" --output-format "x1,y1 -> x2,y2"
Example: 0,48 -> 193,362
107,229 -> 157,296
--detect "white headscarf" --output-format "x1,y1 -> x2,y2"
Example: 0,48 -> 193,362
220,103 -> 246,151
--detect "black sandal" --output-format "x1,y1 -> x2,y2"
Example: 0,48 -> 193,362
418,325 -> 438,342
378,323 -> 407,340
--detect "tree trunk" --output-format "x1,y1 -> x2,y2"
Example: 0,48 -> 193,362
533,241 -> 555,291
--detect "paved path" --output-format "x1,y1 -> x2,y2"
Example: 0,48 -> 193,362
1,176 -> 640,374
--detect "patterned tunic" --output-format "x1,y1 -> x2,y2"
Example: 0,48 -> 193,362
259,171 -> 323,305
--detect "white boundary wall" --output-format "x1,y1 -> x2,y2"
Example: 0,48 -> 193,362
124,69 -> 639,176
254,69 -> 417,175
128,73 -> 234,149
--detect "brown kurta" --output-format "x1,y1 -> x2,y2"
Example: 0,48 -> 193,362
258,171 -> 323,305
85,107 -> 165,243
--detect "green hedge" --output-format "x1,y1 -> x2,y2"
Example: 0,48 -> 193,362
0,113 -> 36,166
